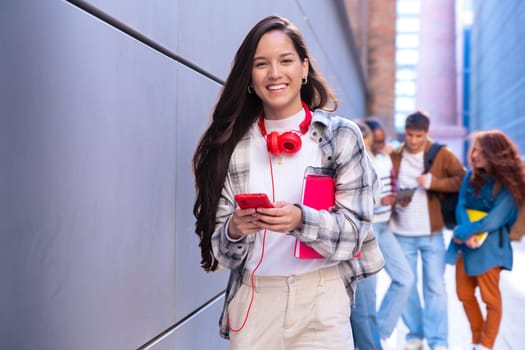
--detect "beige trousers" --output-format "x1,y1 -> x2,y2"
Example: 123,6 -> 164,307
228,265 -> 353,350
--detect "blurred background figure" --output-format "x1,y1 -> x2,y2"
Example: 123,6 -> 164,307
350,119 -> 383,350
364,118 -> 414,350
389,111 -> 466,350
446,130 -> 525,350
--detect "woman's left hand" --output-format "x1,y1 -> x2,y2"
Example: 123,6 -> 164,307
465,235 -> 480,249
253,202 -> 303,233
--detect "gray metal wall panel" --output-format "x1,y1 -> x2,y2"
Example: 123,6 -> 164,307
176,0 -> 365,117
1,1 -> 177,349
1,1 -> 367,349
143,336 -> 176,350
177,0 -> 302,81
81,0 -> 178,52
296,0 -> 366,118
174,65 -> 228,322
140,298 -> 227,350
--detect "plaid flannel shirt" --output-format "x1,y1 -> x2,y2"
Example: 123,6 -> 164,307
211,109 -> 384,339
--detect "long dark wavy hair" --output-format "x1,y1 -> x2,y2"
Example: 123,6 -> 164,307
469,130 -> 525,205
192,15 -> 338,271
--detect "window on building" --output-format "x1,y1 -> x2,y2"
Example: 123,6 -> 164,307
397,34 -> 419,48
394,0 -> 421,133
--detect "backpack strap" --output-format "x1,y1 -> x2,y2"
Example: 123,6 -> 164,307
489,182 -> 524,242
424,142 -> 444,174
510,205 -> 525,241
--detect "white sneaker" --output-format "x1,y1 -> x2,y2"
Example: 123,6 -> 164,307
432,346 -> 447,350
381,338 -> 393,350
474,345 -> 491,350
404,338 -> 423,350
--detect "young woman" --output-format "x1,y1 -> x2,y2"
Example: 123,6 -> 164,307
446,130 -> 525,350
192,15 -> 383,350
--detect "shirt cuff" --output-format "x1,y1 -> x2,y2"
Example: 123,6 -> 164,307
225,218 -> 245,242
424,173 -> 432,189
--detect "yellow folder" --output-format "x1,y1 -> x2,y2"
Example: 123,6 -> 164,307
466,209 -> 488,245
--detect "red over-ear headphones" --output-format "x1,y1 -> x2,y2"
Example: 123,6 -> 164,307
257,101 -> 312,156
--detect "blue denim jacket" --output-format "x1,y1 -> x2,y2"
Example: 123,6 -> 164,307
446,169 -> 517,276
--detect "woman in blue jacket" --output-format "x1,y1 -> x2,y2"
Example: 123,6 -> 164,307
446,130 -> 525,350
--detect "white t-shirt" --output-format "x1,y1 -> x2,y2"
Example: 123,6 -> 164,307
389,149 -> 431,236
368,151 -> 394,223
245,109 -> 338,275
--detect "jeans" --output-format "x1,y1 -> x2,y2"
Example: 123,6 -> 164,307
395,233 -> 448,348
350,274 -> 382,350
375,222 -> 414,339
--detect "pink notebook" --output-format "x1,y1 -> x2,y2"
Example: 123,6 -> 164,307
294,174 -> 335,259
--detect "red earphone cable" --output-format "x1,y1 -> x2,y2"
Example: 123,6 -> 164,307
257,101 -> 311,137
227,228 -> 267,332
228,151 -> 276,333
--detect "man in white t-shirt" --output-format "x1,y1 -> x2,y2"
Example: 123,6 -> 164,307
389,111 -> 466,350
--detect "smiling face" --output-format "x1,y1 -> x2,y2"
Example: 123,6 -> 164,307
470,141 -> 488,170
251,30 -> 308,120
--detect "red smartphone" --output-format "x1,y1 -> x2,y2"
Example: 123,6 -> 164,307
234,193 -> 274,209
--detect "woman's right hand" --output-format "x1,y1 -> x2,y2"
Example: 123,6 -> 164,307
381,194 -> 396,206
228,208 -> 263,239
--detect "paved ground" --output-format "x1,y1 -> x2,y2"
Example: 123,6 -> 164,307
376,231 -> 525,350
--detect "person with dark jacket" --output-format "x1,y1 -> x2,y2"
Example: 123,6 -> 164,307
389,111 -> 466,350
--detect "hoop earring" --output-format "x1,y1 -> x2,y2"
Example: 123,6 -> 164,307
302,77 -> 308,85
247,86 -> 253,94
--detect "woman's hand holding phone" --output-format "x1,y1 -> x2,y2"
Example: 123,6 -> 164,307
228,194 -> 302,239
228,193 -> 272,239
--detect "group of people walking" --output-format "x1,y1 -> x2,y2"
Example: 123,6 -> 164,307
192,14 -> 525,350
352,116 -> 525,350
352,112 -> 464,350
